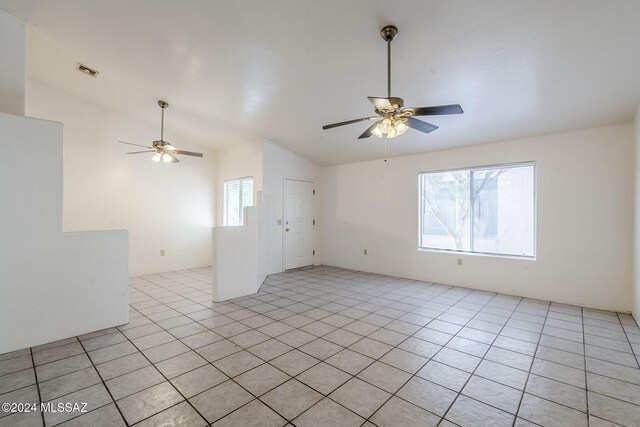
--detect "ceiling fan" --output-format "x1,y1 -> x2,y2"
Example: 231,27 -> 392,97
118,100 -> 204,163
322,25 -> 463,140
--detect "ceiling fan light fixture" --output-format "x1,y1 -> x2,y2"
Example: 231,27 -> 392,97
380,118 -> 393,134
393,118 -> 409,136
161,152 -> 175,163
372,117 -> 409,139
152,152 -> 162,162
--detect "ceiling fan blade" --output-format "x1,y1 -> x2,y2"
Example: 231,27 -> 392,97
126,150 -> 156,154
404,104 -> 464,116
406,117 -> 439,134
367,97 -> 404,111
174,150 -> 204,157
323,117 -> 377,130
118,140 -> 152,148
358,121 -> 380,139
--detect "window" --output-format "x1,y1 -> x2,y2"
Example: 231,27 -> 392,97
223,177 -> 254,226
419,163 -> 535,257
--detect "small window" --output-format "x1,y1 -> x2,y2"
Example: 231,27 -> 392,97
419,163 -> 535,258
223,177 -> 254,226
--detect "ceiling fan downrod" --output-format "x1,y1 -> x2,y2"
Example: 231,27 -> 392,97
380,25 -> 398,99
158,100 -> 169,141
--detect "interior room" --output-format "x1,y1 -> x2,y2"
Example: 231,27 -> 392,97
1,1 -> 639,426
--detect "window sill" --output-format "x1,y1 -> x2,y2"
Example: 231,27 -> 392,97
418,247 -> 536,261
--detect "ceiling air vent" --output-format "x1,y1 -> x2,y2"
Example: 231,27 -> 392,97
76,63 -> 99,77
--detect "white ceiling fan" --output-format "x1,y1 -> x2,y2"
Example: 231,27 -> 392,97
118,100 -> 203,163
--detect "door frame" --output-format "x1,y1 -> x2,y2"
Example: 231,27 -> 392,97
282,176 -> 316,272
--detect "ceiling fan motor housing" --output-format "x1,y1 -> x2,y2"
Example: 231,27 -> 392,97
380,25 -> 398,41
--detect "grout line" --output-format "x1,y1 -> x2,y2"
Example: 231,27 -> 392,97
508,300 -> 551,427
29,347 -> 46,427
616,312 -> 640,370
584,307 -> 590,427
76,337 -> 131,427
435,293 -> 526,426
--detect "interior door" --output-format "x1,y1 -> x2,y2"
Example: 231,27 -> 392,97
283,179 -> 315,270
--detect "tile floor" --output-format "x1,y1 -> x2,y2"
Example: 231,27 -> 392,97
1,266 -> 640,426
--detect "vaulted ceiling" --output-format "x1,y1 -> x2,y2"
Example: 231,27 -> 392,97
2,0 -> 639,165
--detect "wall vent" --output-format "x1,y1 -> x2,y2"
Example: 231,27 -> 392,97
76,63 -> 99,77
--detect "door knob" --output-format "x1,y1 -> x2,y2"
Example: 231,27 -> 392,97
285,228 -> 290,232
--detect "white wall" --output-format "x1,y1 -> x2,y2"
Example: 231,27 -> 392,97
634,104 -> 640,321
322,123 -> 634,312
0,112 -> 128,353
262,140 -> 322,274
27,79 -> 217,276
215,140 -> 263,226
212,205 -> 263,301
0,9 -> 26,115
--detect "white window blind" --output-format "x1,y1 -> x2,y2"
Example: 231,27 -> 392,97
419,163 -> 535,258
223,177 -> 254,226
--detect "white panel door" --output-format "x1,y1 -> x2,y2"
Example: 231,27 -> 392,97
283,179 -> 314,270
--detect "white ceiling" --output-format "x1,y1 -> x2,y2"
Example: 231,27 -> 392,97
2,0 -> 640,166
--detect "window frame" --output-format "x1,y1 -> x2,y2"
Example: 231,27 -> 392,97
223,176 -> 254,227
418,161 -> 537,259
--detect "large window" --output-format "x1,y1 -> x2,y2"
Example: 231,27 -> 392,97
223,177 -> 254,226
419,163 -> 535,257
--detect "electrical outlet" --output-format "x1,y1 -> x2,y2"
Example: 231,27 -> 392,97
160,249 -> 165,256
364,249 -> 368,255
457,258 -> 462,266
